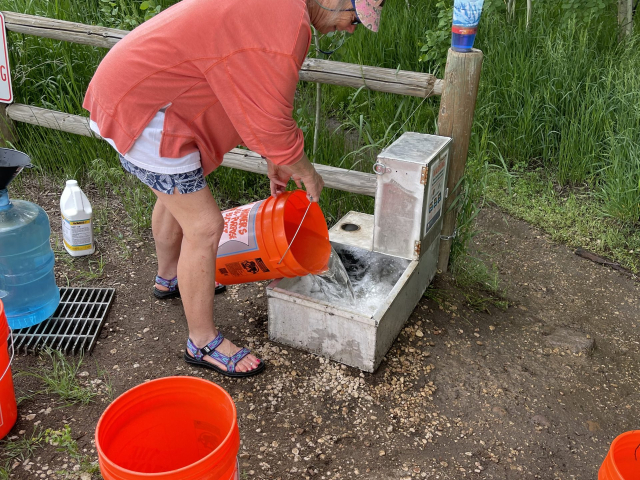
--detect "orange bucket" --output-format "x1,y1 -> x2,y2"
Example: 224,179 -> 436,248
0,300 -> 17,441
216,189 -> 331,285
96,377 -> 240,480
599,430 -> 640,479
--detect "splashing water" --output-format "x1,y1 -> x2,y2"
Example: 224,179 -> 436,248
287,245 -> 409,316
309,247 -> 356,304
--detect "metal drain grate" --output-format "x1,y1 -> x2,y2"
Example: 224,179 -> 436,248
11,287 -> 115,355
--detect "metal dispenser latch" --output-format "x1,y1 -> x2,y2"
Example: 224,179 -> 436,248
373,162 -> 391,175
420,166 -> 428,185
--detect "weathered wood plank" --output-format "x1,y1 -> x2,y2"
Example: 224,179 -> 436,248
6,103 -> 96,137
2,11 -> 127,49
221,149 -> 377,197
5,104 -> 377,196
2,11 -> 442,98
300,58 -> 443,98
436,48 -> 483,272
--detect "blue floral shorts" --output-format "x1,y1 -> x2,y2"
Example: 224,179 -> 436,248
119,155 -> 207,195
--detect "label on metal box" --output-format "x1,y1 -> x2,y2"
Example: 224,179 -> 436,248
424,152 -> 447,235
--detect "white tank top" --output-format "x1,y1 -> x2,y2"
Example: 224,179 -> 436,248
90,106 -> 202,175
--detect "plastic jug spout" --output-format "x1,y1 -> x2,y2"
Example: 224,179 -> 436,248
0,148 -> 32,190
0,167 -> 25,191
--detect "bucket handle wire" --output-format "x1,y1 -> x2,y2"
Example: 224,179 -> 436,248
0,329 -> 14,383
277,196 -> 313,265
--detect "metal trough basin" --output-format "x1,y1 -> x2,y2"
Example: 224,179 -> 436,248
267,212 -> 439,372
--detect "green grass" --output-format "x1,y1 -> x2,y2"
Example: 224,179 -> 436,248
473,10 -> 640,225
0,427 -> 47,480
486,168 -> 640,273
18,348 -> 98,406
1,0 -> 639,274
0,425 -> 100,480
45,424 -> 100,477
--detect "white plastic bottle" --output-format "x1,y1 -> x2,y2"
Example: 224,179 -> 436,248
60,180 -> 95,256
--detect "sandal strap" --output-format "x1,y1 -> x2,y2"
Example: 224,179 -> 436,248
227,348 -> 251,373
186,332 -> 224,361
187,334 -> 252,373
208,347 -> 251,374
155,275 -> 178,291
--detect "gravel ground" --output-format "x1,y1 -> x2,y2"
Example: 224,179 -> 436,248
2,177 -> 638,479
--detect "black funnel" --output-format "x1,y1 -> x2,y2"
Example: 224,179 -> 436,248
0,148 -> 32,190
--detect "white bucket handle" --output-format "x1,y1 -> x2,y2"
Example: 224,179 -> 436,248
277,197 -> 313,265
0,329 -> 14,383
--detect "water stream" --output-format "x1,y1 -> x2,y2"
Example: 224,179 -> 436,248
288,245 -> 409,316
310,247 -> 356,304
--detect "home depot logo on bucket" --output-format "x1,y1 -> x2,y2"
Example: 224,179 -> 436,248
215,191 -> 331,285
217,201 -> 271,278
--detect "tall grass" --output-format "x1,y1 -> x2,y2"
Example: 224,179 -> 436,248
473,7 -> 640,225
323,1 -> 640,264
1,0 -> 638,269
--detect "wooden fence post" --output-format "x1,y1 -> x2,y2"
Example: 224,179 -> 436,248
0,103 -> 17,147
618,0 -> 634,40
436,48 -> 483,273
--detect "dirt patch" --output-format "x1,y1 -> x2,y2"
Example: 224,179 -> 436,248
3,177 -> 639,479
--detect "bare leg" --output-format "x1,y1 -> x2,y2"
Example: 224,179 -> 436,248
152,198 -> 182,291
151,187 -> 260,373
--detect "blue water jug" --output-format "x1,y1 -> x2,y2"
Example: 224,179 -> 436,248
0,149 -> 59,329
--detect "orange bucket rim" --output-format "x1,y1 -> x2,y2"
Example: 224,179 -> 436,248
95,376 -> 238,477
606,430 -> 640,480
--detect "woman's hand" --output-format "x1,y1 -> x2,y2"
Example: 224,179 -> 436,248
266,154 -> 324,202
267,160 -> 291,197
290,168 -> 324,202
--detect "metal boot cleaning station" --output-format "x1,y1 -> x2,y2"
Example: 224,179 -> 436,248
267,133 -> 451,372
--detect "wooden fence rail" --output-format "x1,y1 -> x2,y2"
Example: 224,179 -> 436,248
5,103 -> 378,197
1,12 -> 443,98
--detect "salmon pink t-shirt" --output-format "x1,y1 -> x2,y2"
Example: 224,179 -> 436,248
83,0 -> 312,176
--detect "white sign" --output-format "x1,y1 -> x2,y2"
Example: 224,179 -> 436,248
424,152 -> 448,235
0,13 -> 13,104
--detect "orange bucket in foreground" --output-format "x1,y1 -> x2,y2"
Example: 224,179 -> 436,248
96,377 -> 240,480
599,430 -> 640,480
216,189 -> 331,285
0,300 -> 18,441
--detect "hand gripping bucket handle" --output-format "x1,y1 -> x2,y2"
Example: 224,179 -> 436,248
1,329 -> 14,383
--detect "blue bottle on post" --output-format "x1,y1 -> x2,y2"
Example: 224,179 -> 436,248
452,0 -> 484,52
0,149 -> 59,330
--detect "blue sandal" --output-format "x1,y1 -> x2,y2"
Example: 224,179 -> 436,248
153,275 -> 227,299
184,332 -> 265,378
153,275 -> 180,299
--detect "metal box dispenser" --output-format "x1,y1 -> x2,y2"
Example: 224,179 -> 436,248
267,133 -> 451,371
